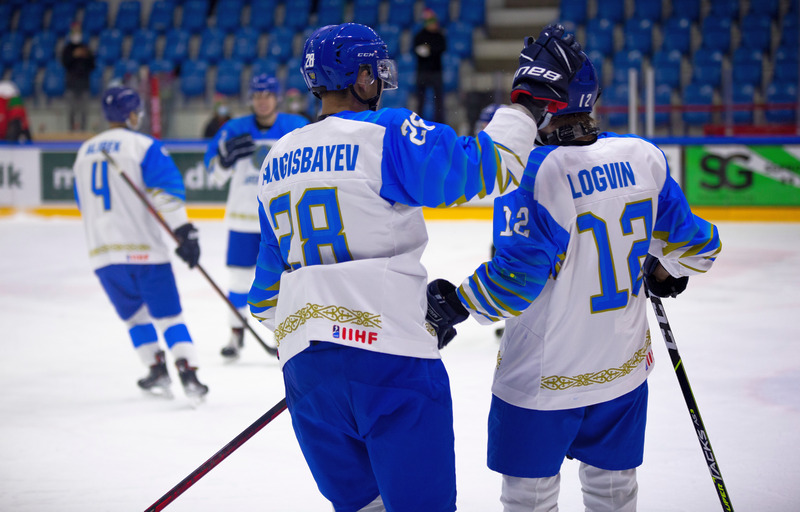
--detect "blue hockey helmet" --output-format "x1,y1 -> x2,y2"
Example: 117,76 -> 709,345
474,103 -> 502,134
101,86 -> 142,123
301,23 -> 398,100
249,73 -> 281,97
554,53 -> 601,116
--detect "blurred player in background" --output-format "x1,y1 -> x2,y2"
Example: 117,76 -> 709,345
248,22 -> 584,511
425,55 -> 722,511
72,86 -> 208,401
204,74 -> 309,359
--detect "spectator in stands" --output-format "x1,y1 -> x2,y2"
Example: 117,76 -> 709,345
203,102 -> 232,139
61,23 -> 95,132
0,81 -> 32,143
413,8 -> 447,123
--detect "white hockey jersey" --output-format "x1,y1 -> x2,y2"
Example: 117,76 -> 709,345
73,127 -> 189,270
204,113 -> 309,233
248,106 -> 536,366
457,133 -> 722,410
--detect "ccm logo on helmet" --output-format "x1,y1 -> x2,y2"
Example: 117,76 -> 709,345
514,66 -> 562,82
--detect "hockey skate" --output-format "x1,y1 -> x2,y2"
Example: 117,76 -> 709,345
176,358 -> 209,405
220,327 -> 244,359
137,351 -> 173,399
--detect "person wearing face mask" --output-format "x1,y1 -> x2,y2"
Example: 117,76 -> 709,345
71,87 -> 209,402
204,74 -> 309,360
61,23 -> 95,132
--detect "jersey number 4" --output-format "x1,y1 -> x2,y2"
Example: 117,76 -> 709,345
91,161 -> 111,210
269,187 -> 352,268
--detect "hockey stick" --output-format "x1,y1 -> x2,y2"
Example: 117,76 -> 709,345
100,149 -> 277,357
648,294 -> 734,512
144,397 -> 288,511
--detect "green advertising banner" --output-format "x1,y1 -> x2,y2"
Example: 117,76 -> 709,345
39,149 -> 228,204
685,145 -> 800,206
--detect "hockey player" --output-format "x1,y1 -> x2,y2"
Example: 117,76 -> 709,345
247,23 -> 584,511
426,55 -> 722,511
204,74 -> 308,359
73,86 -> 209,401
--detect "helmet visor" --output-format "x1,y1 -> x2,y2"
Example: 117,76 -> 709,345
377,59 -> 398,90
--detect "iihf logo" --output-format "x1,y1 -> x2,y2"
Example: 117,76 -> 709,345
332,325 -> 340,339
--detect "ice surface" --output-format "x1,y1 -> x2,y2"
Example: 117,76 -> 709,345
1,216 -> 799,511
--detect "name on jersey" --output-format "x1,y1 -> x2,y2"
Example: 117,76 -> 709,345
263,144 -> 360,183
85,140 -> 121,155
567,161 -> 636,198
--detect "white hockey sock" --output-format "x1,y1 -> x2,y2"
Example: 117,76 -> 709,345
354,494 -> 386,512
170,341 -> 199,368
500,473 -> 560,512
579,462 -> 637,512
135,342 -> 163,367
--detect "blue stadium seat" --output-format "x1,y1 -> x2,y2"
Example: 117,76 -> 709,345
388,0 -> 415,29
181,0 -> 209,34
396,52 -> 416,91
447,22 -> 473,59
380,86 -> 409,109
11,62 -> 38,97
250,0 -> 278,32
458,0 -> 486,26
198,28 -> 226,64
149,59 -> 176,74
442,52 -> 460,92
96,29 -> 124,65
112,59 -> 140,80
18,3 -> 45,36
377,23 -> 401,57
749,0 -> 779,16
596,0 -> 625,23
1,33 -> 24,67
180,59 -> 209,98
612,49 -> 644,84
82,2 -> 109,37
634,0 -> 662,22
560,0 -> 588,26
653,49 -> 682,88
624,18 -> 653,54
283,0 -> 311,30
28,32 -> 57,68
661,17 -> 691,53
731,48 -> 763,87
352,0 -> 380,27
739,14 -> 772,52
0,5 -> 10,34
49,3 -> 78,37
231,27 -> 259,64
709,0 -> 738,19
731,83 -> 755,124
90,66 -> 104,96
586,18 -> 615,55
773,46 -> 799,83
284,57 -> 308,92
317,0 -> 345,26
682,82 -> 715,126
601,82 -> 630,127
670,0 -> 700,20
148,1 -> 176,33
266,27 -> 295,61
700,17 -> 731,53
691,50 -> 723,87
115,1 -> 141,35
163,29 -> 191,65
653,84 -> 673,126
765,82 -> 797,123
427,0 -> 451,25
216,0 -> 244,33
129,29 -> 157,64
42,62 -> 66,98
586,50 -> 605,86
251,58 -> 279,78
215,59 -> 244,96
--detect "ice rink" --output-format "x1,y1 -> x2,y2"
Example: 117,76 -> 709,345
1,214 -> 799,511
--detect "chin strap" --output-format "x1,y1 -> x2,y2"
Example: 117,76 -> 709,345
538,121 -> 600,146
349,81 -> 383,111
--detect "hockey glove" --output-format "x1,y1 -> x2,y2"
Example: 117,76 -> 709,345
426,279 -> 470,349
174,223 -> 200,268
218,132 -> 256,168
510,24 -> 585,123
642,254 -> 688,298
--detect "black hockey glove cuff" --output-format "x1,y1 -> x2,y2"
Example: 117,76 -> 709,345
643,254 -> 688,298
218,133 -> 256,168
426,279 -> 470,349
174,223 -> 200,268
